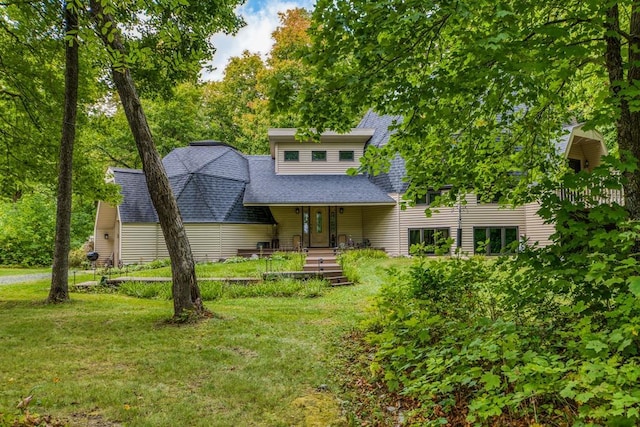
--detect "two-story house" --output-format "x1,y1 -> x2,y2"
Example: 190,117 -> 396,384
93,111 -> 614,266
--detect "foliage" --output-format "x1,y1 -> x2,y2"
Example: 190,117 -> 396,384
293,0 -> 634,210
365,163 -> 640,425
339,249 -> 388,284
0,191 -> 96,267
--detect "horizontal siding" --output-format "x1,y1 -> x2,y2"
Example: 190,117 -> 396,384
184,224 -> 222,261
395,194 -> 527,256
121,223 -> 166,264
94,203 -> 118,266
275,141 -> 363,175
220,224 -> 273,256
271,206 -> 303,250
523,202 -> 554,247
336,206 -> 364,245
121,223 -> 273,264
362,199 -> 400,255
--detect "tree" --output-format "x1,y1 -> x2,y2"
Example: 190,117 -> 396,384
49,0 -> 80,303
88,0 -> 243,318
297,1 -> 639,213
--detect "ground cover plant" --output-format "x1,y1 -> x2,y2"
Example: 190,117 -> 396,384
363,164 -> 640,425
0,251 -> 402,426
97,252 -> 305,279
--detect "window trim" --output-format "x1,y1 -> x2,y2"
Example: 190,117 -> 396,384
473,226 -> 519,255
284,150 -> 299,162
339,150 -> 355,162
311,150 -> 327,162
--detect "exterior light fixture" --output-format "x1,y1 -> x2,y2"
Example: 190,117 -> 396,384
339,207 -> 344,214
295,207 -> 300,214
585,159 -> 590,168
104,233 -> 109,240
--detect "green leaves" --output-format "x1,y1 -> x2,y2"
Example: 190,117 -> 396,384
628,276 -> 640,298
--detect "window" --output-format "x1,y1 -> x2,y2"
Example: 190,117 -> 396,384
312,150 -> 327,161
476,192 -> 503,204
339,150 -> 355,161
416,191 -> 441,205
474,227 -> 518,255
284,151 -> 299,161
408,228 -> 451,255
568,158 -> 581,173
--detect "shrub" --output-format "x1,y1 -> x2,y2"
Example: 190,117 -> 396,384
365,159 -> 640,425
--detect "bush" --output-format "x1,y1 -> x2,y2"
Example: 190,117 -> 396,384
365,159 -> 640,425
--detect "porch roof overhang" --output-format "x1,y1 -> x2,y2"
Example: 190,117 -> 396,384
243,168 -> 396,207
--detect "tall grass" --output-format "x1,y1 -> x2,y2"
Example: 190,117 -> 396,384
339,249 -> 388,284
118,278 -> 327,300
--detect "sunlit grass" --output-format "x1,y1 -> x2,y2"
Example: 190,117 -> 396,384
0,253 -> 411,426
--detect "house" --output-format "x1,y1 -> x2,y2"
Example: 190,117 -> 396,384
93,112 -> 616,266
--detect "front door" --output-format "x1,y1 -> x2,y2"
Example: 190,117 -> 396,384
310,206 -> 329,247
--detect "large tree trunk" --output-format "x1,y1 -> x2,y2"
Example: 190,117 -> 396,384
89,0 -> 203,318
605,3 -> 640,220
48,1 -> 78,303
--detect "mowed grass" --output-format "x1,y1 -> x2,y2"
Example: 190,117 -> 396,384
0,255 -> 410,426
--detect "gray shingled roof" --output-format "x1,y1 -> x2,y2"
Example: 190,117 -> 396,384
114,143 -> 275,224
243,156 -> 396,205
357,110 -> 408,193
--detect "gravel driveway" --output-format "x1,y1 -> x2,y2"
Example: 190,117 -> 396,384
0,273 -> 51,285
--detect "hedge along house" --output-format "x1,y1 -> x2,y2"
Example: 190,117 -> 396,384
94,112 -> 617,266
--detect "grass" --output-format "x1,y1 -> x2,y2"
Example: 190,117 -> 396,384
0,254 -> 410,426
100,253 -> 306,279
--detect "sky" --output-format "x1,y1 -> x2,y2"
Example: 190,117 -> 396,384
201,0 -> 315,81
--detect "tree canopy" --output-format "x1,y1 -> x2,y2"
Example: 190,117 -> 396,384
296,0 -> 636,211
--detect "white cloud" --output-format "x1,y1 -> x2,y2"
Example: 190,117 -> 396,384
201,0 -> 314,82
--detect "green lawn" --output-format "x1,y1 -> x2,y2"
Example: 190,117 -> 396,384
0,256 -> 409,426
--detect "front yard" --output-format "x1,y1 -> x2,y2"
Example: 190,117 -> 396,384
0,254 -> 408,426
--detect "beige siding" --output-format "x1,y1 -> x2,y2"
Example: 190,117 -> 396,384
120,223 -> 167,264
120,222 -> 274,264
219,224 -> 274,257
275,141 -> 363,175
271,207 -> 303,249
388,195 -> 527,256
336,206 -> 364,244
362,198 -> 401,255
458,196 -> 526,255
523,202 -> 554,247
93,202 -> 118,266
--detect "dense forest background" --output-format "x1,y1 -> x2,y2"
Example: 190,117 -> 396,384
0,7 -> 311,266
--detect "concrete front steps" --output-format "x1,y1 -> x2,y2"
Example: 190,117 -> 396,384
302,248 -> 353,287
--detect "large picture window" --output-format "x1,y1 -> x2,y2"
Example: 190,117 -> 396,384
408,227 -> 451,255
473,227 -> 518,255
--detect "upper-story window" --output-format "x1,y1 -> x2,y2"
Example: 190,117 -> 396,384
284,151 -> 299,161
312,151 -> 327,161
339,150 -> 355,161
416,191 -> 441,205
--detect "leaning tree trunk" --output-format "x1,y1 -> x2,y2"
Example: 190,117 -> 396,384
48,1 -> 79,303
605,3 -> 640,221
89,0 -> 203,318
